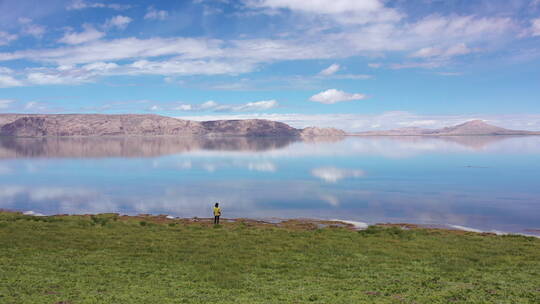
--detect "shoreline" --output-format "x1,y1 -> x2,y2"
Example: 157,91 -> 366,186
5,209 -> 539,238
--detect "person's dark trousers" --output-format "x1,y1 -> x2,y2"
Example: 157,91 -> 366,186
214,216 -> 220,224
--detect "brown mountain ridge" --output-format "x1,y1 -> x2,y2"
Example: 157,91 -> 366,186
0,114 -> 345,138
0,114 -> 538,137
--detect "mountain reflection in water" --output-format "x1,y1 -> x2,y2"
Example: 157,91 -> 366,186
0,135 -> 538,236
0,136 -> 297,158
0,135 -> 536,158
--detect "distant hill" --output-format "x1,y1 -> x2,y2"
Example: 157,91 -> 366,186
355,120 -> 540,136
2,115 -> 537,138
0,114 -> 344,138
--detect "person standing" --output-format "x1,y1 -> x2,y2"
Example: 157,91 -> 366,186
213,202 -> 221,224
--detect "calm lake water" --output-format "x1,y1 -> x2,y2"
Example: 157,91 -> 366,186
0,135 -> 539,236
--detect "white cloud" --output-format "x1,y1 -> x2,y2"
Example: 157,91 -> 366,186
233,99 -> 279,111
0,75 -> 23,88
82,61 -> 119,71
105,15 -> 132,30
0,2 -> 523,90
21,23 -> 46,38
411,43 -> 474,58
0,12 -> 516,72
67,0 -> 131,10
0,67 -> 23,87
0,99 -> 15,109
338,14 -> 513,60
19,59 -> 244,87
249,0 -> 383,14
309,89 -> 367,104
405,15 -> 512,41
246,0 -> 402,24
0,67 -> 13,74
145,6 -> 169,20
0,31 -> 17,46
311,167 -> 365,183
319,63 -> 340,76
2,37 -> 224,65
532,18 -> 540,37
24,25 -> 46,38
390,61 -> 444,70
58,24 -> 105,45
125,59 -> 254,76
26,71 -> 92,85
174,99 -> 279,112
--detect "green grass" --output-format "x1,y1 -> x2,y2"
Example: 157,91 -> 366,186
0,213 -> 539,303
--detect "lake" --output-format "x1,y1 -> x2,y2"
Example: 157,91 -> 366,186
0,135 -> 539,236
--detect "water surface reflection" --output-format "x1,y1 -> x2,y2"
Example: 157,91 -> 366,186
0,135 -> 538,236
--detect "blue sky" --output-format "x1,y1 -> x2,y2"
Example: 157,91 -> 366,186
0,0 -> 540,131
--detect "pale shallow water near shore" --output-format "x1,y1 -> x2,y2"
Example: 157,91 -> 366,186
0,135 -> 539,236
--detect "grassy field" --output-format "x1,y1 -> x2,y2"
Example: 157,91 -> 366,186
0,212 -> 539,303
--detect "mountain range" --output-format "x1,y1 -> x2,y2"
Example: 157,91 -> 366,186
0,114 -> 346,138
0,114 -> 538,137
354,120 -> 540,136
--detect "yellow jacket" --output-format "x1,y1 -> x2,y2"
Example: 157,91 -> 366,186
213,207 -> 221,216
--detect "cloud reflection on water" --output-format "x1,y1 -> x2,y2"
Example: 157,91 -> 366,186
0,135 -> 538,236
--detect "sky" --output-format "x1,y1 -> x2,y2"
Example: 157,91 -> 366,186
0,0 -> 540,131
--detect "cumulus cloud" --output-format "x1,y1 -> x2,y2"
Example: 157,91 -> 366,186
311,167 -> 365,183
173,99 -> 279,112
309,89 -> 367,104
319,63 -> 340,76
105,15 -> 132,30
235,99 -> 279,111
58,24 -> 104,45
145,6 -> 169,20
